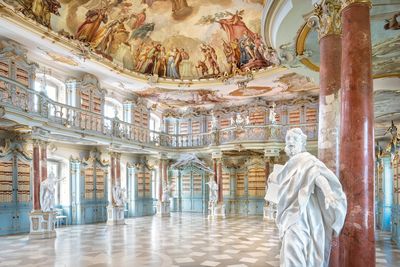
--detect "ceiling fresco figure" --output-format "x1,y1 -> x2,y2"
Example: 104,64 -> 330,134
170,0 -> 192,19
13,0 -> 61,29
75,7 -> 109,43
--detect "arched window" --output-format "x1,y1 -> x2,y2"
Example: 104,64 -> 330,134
35,73 -> 66,103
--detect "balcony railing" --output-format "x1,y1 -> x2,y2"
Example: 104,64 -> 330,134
0,75 -> 317,148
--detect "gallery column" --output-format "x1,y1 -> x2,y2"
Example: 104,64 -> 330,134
107,152 -> 124,225
311,1 -> 342,266
32,139 -> 41,211
339,0 -> 375,266
157,155 -> 171,217
40,142 -> 48,182
29,137 -> 56,239
210,152 -> 225,218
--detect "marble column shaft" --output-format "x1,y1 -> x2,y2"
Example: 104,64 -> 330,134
116,155 -> 121,185
40,142 -> 47,182
32,141 -> 41,211
339,1 -> 375,266
217,159 -> 223,203
158,160 -> 163,200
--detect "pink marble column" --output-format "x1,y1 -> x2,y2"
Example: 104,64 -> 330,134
217,159 -> 223,203
32,140 -> 41,211
163,160 -> 168,185
158,160 -> 163,200
116,154 -> 121,185
40,142 -> 47,182
312,1 -> 342,265
339,1 -> 375,266
110,153 -> 115,204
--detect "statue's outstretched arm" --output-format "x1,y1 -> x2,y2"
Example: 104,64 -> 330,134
315,175 -> 339,209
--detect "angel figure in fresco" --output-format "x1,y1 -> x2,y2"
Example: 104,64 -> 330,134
95,16 -> 130,55
16,0 -> 61,29
75,7 -> 109,43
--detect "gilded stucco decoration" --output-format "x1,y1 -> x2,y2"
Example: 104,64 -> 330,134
309,0 -> 342,40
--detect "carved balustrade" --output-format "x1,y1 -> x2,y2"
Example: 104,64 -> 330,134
0,75 -> 317,148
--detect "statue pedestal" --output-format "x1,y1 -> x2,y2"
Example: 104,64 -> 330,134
263,204 -> 277,221
29,210 -> 56,239
157,201 -> 170,217
107,205 -> 125,225
208,202 -> 225,219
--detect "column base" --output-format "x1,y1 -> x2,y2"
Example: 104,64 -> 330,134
263,204 -> 277,221
156,201 -> 171,217
208,202 -> 226,219
29,210 -> 56,239
107,205 -> 125,225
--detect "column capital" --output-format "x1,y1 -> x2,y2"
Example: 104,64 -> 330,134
309,0 -> 342,41
211,151 -> 222,160
109,151 -> 121,159
341,0 -> 372,10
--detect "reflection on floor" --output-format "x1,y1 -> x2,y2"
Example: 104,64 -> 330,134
0,214 -> 398,267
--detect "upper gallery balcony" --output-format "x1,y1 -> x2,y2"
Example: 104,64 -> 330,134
0,74 -> 318,153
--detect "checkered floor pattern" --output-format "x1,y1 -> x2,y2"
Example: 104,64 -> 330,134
0,214 -> 398,267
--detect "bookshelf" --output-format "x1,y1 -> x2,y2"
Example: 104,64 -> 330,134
95,168 -> 105,200
192,173 -> 202,195
84,167 -> 94,200
305,108 -> 317,123
16,161 -> 31,203
249,111 -> 265,125
0,160 -> 13,203
288,109 -> 301,125
181,173 -> 191,196
236,172 -> 245,197
247,167 -> 265,197
222,170 -> 230,197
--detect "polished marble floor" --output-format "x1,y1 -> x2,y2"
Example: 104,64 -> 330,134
0,214 -> 399,267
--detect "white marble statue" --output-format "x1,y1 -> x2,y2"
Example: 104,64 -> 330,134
206,176 -> 218,204
112,184 -> 127,207
276,128 -> 347,267
269,102 -> 277,124
40,171 -> 63,212
162,182 -> 174,202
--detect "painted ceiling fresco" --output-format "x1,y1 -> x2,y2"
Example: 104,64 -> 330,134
135,71 -> 319,110
5,0 -> 278,81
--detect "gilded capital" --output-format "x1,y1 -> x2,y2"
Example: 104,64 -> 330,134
311,0 -> 342,40
341,0 -> 372,10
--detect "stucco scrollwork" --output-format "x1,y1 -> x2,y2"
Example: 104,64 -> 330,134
309,0 -> 342,40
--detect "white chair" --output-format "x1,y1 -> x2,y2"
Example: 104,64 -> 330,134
55,208 -> 68,228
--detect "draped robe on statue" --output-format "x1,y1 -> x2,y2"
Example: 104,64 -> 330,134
276,152 -> 347,267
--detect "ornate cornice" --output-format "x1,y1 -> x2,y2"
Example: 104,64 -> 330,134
309,0 -> 342,40
341,0 -> 372,10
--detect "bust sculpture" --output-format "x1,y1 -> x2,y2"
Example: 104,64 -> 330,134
112,184 -> 126,207
276,128 -> 347,267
